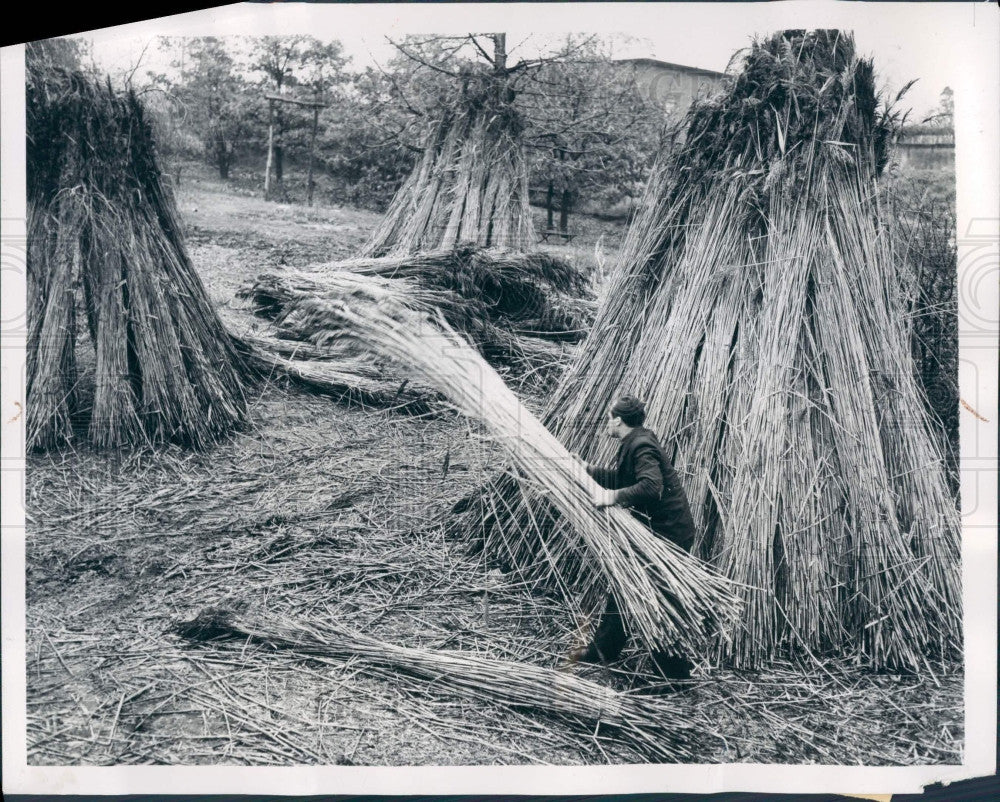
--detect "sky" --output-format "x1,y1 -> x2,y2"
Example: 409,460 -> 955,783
68,1 -> 995,120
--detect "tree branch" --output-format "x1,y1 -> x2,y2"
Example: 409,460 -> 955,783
371,61 -> 425,118
468,34 -> 494,65
388,37 -> 462,78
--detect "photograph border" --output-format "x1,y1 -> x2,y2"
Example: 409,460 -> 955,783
2,1 -> 997,795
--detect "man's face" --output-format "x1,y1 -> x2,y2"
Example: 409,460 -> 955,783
605,411 -> 626,439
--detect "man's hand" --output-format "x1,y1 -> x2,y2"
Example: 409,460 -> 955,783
592,488 -> 617,508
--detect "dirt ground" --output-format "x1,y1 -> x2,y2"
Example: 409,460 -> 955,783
24,167 -> 963,766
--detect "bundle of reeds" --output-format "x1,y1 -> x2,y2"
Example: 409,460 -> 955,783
239,246 -> 592,393
455,30 -> 961,671
291,289 -> 740,657
349,244 -> 589,329
174,607 -> 702,761
362,75 -> 536,257
234,333 -> 435,414
26,64 -> 249,451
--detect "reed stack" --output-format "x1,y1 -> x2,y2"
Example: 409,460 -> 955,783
26,64 -> 249,450
454,30 -> 961,672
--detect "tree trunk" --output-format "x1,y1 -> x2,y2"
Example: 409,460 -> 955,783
306,107 -> 319,206
274,104 -> 285,190
546,182 -> 554,230
556,148 -> 569,232
493,33 -> 507,74
264,100 -> 274,200
216,134 -> 230,180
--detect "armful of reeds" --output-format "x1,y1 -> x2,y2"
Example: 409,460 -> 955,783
304,288 -> 741,659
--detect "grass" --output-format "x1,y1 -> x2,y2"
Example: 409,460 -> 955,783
24,163 -> 963,766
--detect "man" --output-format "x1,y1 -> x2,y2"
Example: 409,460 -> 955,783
570,395 -> 696,682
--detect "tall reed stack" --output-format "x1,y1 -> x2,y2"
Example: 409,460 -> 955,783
26,63 -> 249,450
361,72 -> 536,256
456,30 -> 961,671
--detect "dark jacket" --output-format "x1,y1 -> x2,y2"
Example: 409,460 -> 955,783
587,427 -> 695,551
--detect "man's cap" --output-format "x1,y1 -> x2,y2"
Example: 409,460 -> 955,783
611,395 -> 645,418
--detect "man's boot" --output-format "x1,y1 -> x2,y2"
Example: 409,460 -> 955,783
568,594 -> 626,664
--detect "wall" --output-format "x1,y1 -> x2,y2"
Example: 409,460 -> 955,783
623,58 -> 727,115
894,130 -> 955,171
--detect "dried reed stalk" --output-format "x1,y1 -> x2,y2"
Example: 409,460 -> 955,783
238,246 -> 592,396
174,608 -> 700,761
234,331 -> 435,414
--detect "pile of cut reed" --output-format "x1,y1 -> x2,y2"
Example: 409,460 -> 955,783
454,30 -> 961,671
288,289 -> 740,658
362,74 -> 535,257
348,244 -> 590,333
234,332 -> 435,415
26,61 -> 248,451
174,607 -> 701,761
238,246 -> 592,394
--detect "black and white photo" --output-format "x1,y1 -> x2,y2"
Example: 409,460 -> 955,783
2,1 -> 996,795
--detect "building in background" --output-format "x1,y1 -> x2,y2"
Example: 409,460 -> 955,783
894,125 -> 955,171
619,57 -> 727,114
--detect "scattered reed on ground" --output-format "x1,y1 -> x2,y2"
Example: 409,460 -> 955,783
25,379 -> 963,766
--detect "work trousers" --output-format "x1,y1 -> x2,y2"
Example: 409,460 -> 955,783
590,592 -> 695,679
